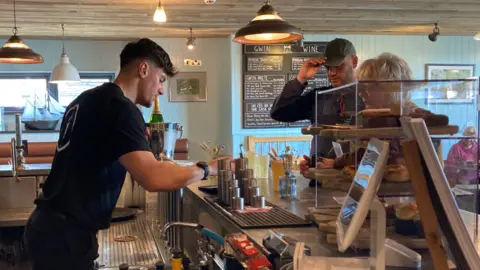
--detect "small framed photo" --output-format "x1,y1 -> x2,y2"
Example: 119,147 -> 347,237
425,64 -> 476,104
168,71 -> 207,102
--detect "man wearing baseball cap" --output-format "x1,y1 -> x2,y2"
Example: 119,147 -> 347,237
270,38 -> 362,186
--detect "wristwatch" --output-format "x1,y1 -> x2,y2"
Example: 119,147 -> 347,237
196,161 -> 209,180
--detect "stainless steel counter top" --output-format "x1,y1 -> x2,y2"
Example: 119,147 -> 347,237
185,177 -> 353,258
0,163 -> 51,177
185,177 -> 437,269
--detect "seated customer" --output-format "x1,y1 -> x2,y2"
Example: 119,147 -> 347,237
445,126 -> 478,184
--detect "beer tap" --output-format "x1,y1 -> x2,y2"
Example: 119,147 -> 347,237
11,113 -> 27,181
161,222 -> 224,270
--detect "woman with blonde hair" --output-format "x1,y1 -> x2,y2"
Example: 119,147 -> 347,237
356,52 -> 421,115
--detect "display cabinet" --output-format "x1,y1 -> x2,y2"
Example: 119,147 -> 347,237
302,78 -> 480,266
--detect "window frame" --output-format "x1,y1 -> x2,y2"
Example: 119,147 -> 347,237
0,72 -> 115,115
54,72 -> 116,107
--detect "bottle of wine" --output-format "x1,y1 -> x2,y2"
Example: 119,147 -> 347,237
149,96 -> 164,123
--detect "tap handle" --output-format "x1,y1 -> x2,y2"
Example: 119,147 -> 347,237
200,228 -> 224,246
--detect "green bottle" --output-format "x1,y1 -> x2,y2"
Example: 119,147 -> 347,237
149,96 -> 164,123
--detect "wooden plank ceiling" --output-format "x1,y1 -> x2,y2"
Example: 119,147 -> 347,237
0,0 -> 479,40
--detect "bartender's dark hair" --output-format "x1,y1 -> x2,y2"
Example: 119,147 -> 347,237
120,38 -> 177,77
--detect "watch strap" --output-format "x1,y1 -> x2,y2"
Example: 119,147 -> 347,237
196,161 -> 209,180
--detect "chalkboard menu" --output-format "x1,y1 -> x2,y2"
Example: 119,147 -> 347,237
247,56 -> 283,71
244,75 -> 285,99
243,42 -> 329,129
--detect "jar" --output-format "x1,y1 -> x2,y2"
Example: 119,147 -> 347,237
279,172 -> 297,199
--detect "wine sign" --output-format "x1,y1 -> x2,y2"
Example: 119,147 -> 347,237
242,42 -> 329,129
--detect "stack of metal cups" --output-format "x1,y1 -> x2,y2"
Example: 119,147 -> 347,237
234,157 -> 248,180
217,159 -> 231,202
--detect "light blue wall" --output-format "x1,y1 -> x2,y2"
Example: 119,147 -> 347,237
231,34 -> 480,158
1,35 -> 479,161
0,38 -> 233,161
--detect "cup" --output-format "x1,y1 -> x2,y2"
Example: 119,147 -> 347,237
255,155 -> 269,179
271,159 -> 285,192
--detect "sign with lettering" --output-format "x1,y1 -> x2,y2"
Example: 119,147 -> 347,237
288,73 -> 330,92
244,74 -> 285,99
244,42 -> 327,54
247,55 -> 283,72
287,119 -> 311,127
244,101 -> 285,128
242,41 -> 329,129
291,56 -> 328,72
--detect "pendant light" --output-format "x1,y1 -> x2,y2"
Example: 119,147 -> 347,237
186,28 -> 196,50
153,0 -> 167,22
50,24 -> 80,84
474,32 -> 480,41
0,0 -> 43,64
233,0 -> 302,45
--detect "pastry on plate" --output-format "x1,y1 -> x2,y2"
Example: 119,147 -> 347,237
342,165 -> 356,179
384,164 -> 409,182
394,203 -> 424,237
409,111 -> 449,127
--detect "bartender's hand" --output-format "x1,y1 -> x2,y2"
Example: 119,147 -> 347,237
297,58 -> 326,84
207,156 -> 234,177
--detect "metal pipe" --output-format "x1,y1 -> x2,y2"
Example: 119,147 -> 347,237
161,222 -> 202,240
10,138 -> 16,177
14,113 -> 25,169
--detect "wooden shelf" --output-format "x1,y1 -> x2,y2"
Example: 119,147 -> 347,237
304,168 -> 473,197
301,125 -> 459,139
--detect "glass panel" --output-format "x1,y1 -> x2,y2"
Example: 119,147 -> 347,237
57,78 -> 110,106
312,78 -> 480,257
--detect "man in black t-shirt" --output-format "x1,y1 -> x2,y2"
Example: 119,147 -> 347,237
23,38 -> 228,270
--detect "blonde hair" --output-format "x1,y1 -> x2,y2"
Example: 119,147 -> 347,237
356,53 -> 417,114
356,53 -> 413,81
463,126 -> 477,136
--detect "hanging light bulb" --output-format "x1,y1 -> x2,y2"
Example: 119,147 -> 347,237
153,0 -> 167,22
186,28 -> 196,50
0,0 -> 43,64
233,0 -> 302,44
50,24 -> 80,84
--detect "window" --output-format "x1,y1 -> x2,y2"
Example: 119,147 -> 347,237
0,72 -> 115,114
0,73 -> 50,114
57,73 -> 115,106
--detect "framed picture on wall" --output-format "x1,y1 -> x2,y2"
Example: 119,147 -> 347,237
168,71 -> 207,102
425,64 -> 476,104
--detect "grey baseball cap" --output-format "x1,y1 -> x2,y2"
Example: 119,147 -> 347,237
324,38 -> 356,67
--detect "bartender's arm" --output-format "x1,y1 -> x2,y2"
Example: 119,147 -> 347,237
111,105 -> 227,192
270,58 -> 326,122
120,152 -> 222,192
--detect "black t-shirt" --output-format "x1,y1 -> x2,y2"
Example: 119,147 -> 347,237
34,83 -> 151,230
